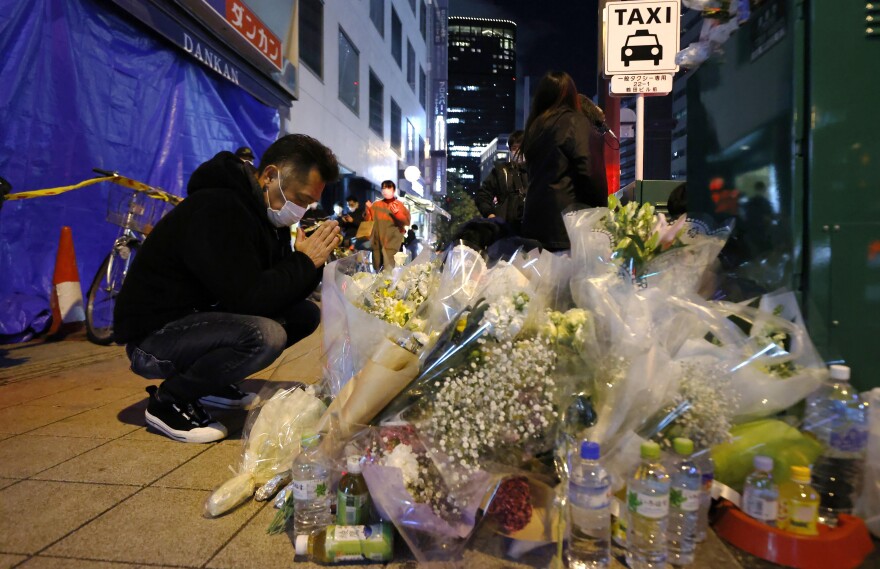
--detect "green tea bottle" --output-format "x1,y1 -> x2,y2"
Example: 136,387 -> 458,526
294,523 -> 393,563
337,456 -> 370,525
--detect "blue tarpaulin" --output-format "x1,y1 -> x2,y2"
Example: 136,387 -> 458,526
0,0 -> 279,342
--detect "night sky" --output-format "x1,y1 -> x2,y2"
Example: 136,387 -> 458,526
448,0 -> 601,117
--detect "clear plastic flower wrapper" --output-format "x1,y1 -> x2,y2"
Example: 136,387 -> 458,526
356,424 -> 501,562
203,383 -> 326,518
321,249 -> 439,397
426,243 -> 488,329
670,291 -> 828,422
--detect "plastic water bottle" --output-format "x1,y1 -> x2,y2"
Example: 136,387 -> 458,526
626,440 -> 670,569
667,438 -> 700,566
803,364 -> 869,527
741,455 -> 778,526
291,433 -> 332,536
694,452 -> 714,542
567,441 -> 611,569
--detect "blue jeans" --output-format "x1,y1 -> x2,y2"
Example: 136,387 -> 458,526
126,300 -> 320,402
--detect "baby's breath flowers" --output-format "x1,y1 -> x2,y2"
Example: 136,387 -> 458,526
643,361 -> 737,450
421,336 -> 558,474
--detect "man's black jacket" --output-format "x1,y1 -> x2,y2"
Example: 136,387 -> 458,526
475,161 -> 528,229
113,152 -> 319,344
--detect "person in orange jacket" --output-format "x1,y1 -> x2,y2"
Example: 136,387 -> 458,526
365,180 -> 410,270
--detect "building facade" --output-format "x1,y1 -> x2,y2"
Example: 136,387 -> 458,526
447,17 -> 516,193
478,134 -> 510,183
670,8 -> 703,180
284,0 -> 432,225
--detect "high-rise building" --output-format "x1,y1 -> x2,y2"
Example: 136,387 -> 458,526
447,17 -> 516,193
670,8 -> 703,180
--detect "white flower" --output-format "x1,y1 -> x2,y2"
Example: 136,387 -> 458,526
381,443 -> 420,486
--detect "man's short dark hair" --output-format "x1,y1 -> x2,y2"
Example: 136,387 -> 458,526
258,134 -> 339,184
381,180 -> 396,189
346,195 -> 359,203
411,224 -> 419,230
508,130 -> 524,149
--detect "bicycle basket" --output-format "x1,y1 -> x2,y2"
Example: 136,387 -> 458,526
106,189 -> 175,235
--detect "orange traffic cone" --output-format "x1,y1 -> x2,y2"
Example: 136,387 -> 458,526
47,226 -> 85,337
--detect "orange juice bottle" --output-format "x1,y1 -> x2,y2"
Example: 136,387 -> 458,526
776,466 -> 820,535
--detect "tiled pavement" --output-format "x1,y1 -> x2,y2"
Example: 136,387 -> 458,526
0,329 -> 874,569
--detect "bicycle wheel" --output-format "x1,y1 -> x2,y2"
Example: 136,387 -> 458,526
86,241 -> 138,345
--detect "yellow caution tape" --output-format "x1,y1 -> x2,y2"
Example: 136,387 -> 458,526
4,176 -> 112,200
4,174 -> 183,206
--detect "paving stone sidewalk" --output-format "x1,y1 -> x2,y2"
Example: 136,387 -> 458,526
0,329 -> 873,568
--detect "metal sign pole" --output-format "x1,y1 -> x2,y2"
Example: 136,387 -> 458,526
635,93 -> 644,181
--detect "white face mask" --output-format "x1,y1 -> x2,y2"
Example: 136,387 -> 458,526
265,169 -> 307,228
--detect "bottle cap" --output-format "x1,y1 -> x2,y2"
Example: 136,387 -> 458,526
640,440 -> 661,459
753,455 -> 773,472
580,441 -> 600,460
295,534 -> 309,556
829,364 -> 850,381
346,455 -> 363,473
790,465 -> 811,483
673,438 -> 694,456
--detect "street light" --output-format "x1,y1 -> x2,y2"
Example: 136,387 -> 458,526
404,165 -> 421,183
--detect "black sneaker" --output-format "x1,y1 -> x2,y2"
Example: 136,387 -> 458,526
199,383 -> 257,410
144,386 -> 228,443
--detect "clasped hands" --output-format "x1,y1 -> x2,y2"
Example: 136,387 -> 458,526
296,220 -> 342,268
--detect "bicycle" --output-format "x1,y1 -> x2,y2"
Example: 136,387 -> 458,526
85,169 -> 181,345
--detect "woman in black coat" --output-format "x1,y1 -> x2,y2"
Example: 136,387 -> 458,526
521,71 -> 607,251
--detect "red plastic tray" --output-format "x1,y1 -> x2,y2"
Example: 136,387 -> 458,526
712,499 -> 874,569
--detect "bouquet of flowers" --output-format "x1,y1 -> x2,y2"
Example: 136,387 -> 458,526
321,250 -> 439,394
330,258 -> 578,561
358,423 -> 498,561
203,384 -> 325,517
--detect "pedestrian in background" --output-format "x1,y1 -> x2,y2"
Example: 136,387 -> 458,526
339,194 -> 367,249
475,130 -> 528,235
366,180 -> 410,270
405,224 -> 420,259
521,71 -> 607,251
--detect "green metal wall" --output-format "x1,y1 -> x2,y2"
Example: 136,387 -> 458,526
803,0 -> 880,391
685,0 -> 880,389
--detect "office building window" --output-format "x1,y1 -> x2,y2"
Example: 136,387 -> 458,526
299,0 -> 323,78
390,98 -> 402,155
406,119 -> 417,166
420,0 -> 427,39
338,28 -> 359,115
419,66 -> 426,109
369,70 -> 383,137
391,8 -> 402,67
370,0 -> 384,36
406,41 -> 416,91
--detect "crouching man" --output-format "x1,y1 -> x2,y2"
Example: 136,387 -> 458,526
114,134 -> 341,443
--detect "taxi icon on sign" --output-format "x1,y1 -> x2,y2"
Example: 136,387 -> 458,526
622,29 -> 662,66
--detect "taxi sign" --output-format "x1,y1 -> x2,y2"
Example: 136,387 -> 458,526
610,73 -> 673,96
605,0 -> 680,76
